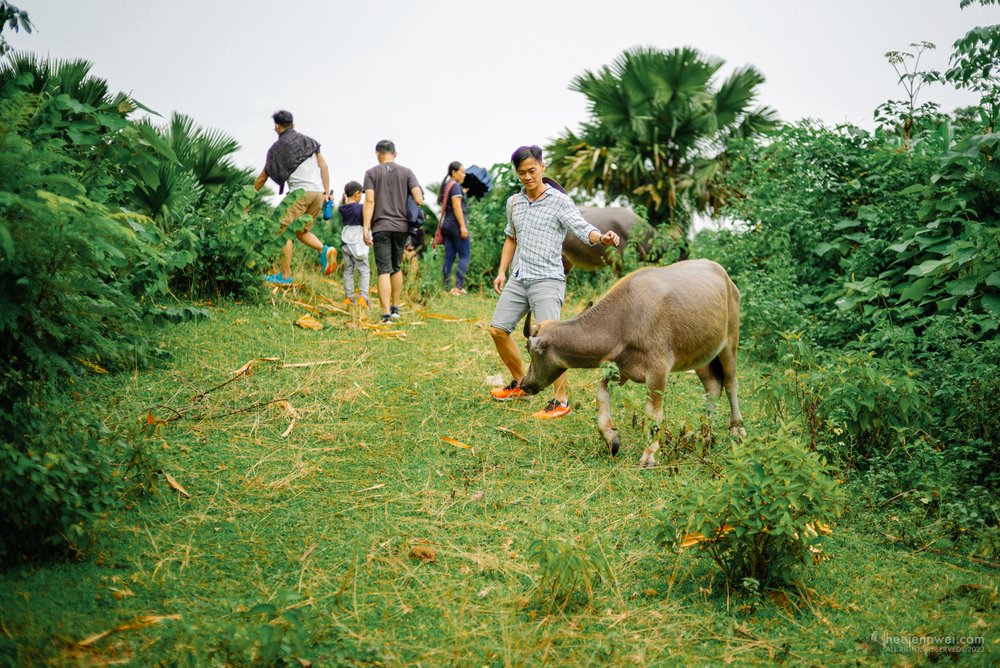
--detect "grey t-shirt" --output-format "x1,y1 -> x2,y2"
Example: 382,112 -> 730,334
363,162 -> 419,234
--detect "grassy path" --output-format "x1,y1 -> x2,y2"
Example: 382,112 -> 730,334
1,270 -> 997,666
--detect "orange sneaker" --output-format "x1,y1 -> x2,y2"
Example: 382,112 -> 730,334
533,399 -> 571,419
343,297 -> 353,306
490,380 -> 527,401
357,296 -> 369,308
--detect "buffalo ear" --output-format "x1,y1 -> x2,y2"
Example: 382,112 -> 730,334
530,323 -> 542,337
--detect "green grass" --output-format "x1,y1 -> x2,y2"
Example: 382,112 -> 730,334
1,265 -> 997,666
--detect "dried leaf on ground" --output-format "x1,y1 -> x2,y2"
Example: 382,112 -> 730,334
371,330 -> 407,340
280,360 -> 338,369
145,411 -> 168,426
298,543 -> 318,563
804,520 -> 833,536
441,436 -> 473,451
288,299 -> 323,313
77,614 -> 181,647
422,312 -> 463,321
77,358 -> 108,374
274,400 -> 300,419
495,426 -> 529,442
295,314 -> 323,331
163,472 -> 190,498
409,545 -> 437,562
232,357 -> 281,376
679,524 -> 734,548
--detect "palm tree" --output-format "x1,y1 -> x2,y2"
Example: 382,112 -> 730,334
547,46 -> 778,254
161,113 -> 251,192
129,113 -> 254,224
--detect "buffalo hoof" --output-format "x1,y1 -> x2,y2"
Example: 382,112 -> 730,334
637,453 -> 655,469
610,434 -> 621,456
729,423 -> 747,441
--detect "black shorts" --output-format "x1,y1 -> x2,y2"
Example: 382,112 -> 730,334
372,231 -> 409,275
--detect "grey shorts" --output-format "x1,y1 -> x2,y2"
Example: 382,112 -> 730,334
490,277 -> 566,333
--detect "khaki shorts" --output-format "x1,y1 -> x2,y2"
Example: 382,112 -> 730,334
280,191 -> 323,232
490,277 -> 565,333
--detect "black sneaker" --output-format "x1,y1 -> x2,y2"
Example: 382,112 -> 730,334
381,314 -> 392,324
389,306 -> 401,320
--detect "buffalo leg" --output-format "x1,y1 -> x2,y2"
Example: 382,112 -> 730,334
638,374 -> 667,469
695,364 -> 723,447
596,377 -> 620,455
718,345 -> 746,437
695,364 -> 723,418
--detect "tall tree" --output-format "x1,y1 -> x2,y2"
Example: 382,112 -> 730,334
0,2 -> 31,56
547,46 -> 778,254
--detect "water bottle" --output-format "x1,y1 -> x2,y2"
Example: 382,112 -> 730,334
322,192 -> 333,220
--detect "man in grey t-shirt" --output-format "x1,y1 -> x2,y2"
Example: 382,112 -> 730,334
363,139 -> 424,323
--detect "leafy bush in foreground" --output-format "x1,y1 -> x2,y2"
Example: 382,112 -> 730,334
656,430 -> 844,590
0,90 -> 159,388
757,333 -> 931,463
527,534 -> 610,613
0,400 -> 121,562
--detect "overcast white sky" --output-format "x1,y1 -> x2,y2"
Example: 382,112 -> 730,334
7,1 -> 997,197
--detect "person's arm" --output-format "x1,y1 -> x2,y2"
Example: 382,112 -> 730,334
410,185 -> 424,207
452,191 -> 468,239
559,197 -> 620,247
588,228 -> 621,246
315,151 -> 331,200
253,168 -> 268,191
493,236 -> 517,295
362,189 -> 375,246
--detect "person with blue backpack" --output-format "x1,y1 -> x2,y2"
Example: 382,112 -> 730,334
437,161 -> 471,295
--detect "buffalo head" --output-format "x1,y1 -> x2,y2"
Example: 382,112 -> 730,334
519,320 -> 565,395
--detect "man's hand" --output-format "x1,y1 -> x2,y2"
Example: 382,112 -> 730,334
363,230 -> 373,247
601,230 -> 621,247
493,272 -> 506,295
460,226 -> 469,240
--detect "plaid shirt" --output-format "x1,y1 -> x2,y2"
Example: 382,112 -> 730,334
505,186 -> 598,280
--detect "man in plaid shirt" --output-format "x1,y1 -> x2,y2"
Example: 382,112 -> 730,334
489,145 -> 620,419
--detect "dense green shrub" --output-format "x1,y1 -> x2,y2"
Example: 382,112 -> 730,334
0,51 -> 281,565
0,400 -> 122,561
697,44 -> 999,543
140,185 -> 291,300
0,90 -> 160,388
656,430 -> 844,590
860,436 -> 998,552
757,334 -> 931,463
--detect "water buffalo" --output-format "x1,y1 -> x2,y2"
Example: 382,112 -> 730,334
519,259 -> 745,468
562,207 -> 652,272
